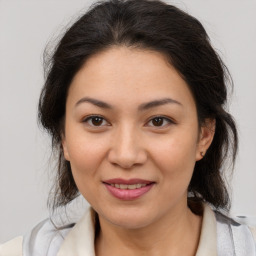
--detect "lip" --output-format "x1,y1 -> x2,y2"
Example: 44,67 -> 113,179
103,178 -> 155,200
103,178 -> 153,185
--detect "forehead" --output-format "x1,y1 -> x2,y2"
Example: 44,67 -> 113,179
68,46 -> 196,110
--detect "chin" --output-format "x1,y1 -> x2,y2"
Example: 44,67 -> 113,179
99,206 -> 156,230
111,216 -> 153,230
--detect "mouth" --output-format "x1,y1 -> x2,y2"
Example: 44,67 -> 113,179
103,178 -> 154,189
108,183 -> 148,189
103,178 -> 155,200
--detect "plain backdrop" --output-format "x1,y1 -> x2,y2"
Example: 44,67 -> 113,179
0,0 -> 256,243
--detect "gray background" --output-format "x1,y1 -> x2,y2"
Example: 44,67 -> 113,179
0,0 -> 255,243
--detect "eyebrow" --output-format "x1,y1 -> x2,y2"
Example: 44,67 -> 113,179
138,98 -> 182,111
75,97 -> 112,109
75,97 -> 182,110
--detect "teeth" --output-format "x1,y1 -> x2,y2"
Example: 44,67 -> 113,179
110,184 -> 148,190
127,184 -> 136,190
136,184 -> 146,188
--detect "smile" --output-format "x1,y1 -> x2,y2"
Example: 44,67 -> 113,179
103,179 -> 155,200
110,184 -> 147,189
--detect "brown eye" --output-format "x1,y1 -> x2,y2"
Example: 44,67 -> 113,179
91,117 -> 103,126
147,116 -> 173,128
83,115 -> 109,127
152,117 -> 164,126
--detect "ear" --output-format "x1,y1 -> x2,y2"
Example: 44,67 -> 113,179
196,118 -> 215,161
62,135 -> 70,161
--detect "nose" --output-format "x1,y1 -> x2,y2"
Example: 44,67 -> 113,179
107,125 -> 147,169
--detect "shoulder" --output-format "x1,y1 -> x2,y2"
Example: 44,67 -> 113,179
0,236 -> 23,256
0,217 -> 75,256
250,226 -> 256,241
214,210 -> 256,255
23,217 -> 75,255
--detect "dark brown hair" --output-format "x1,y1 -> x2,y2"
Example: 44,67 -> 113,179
38,0 -> 238,211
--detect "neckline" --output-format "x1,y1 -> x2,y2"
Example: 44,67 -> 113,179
57,204 -> 217,256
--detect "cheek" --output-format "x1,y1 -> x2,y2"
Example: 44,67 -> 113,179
64,131 -> 109,191
69,141 -> 104,173
153,134 -> 197,166
151,137 -> 197,206
68,142 -> 105,203
150,133 -> 198,185
65,123 -> 107,167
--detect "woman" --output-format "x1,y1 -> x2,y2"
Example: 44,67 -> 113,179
1,0 -> 255,255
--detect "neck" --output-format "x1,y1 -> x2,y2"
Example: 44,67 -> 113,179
95,201 -> 202,256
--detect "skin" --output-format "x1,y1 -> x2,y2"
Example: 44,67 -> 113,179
62,46 -> 215,256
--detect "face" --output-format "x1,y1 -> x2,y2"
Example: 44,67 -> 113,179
62,47 -> 213,229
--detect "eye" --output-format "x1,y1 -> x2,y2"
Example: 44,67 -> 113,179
146,116 -> 174,128
82,115 -> 109,127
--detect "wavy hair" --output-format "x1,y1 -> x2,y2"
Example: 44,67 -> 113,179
38,0 -> 238,211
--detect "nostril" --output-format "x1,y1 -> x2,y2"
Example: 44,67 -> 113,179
107,146 -> 147,169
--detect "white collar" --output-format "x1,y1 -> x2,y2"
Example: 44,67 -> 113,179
57,204 -> 217,256
196,204 -> 217,256
57,208 -> 96,256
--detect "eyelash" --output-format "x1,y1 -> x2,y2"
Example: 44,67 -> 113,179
146,116 -> 175,128
82,115 -> 175,128
82,115 -> 109,127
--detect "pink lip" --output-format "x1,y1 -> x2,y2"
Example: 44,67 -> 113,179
103,178 -> 152,185
103,178 -> 155,200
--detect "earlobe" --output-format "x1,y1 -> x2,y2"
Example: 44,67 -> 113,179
62,137 -> 70,161
196,119 -> 215,161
